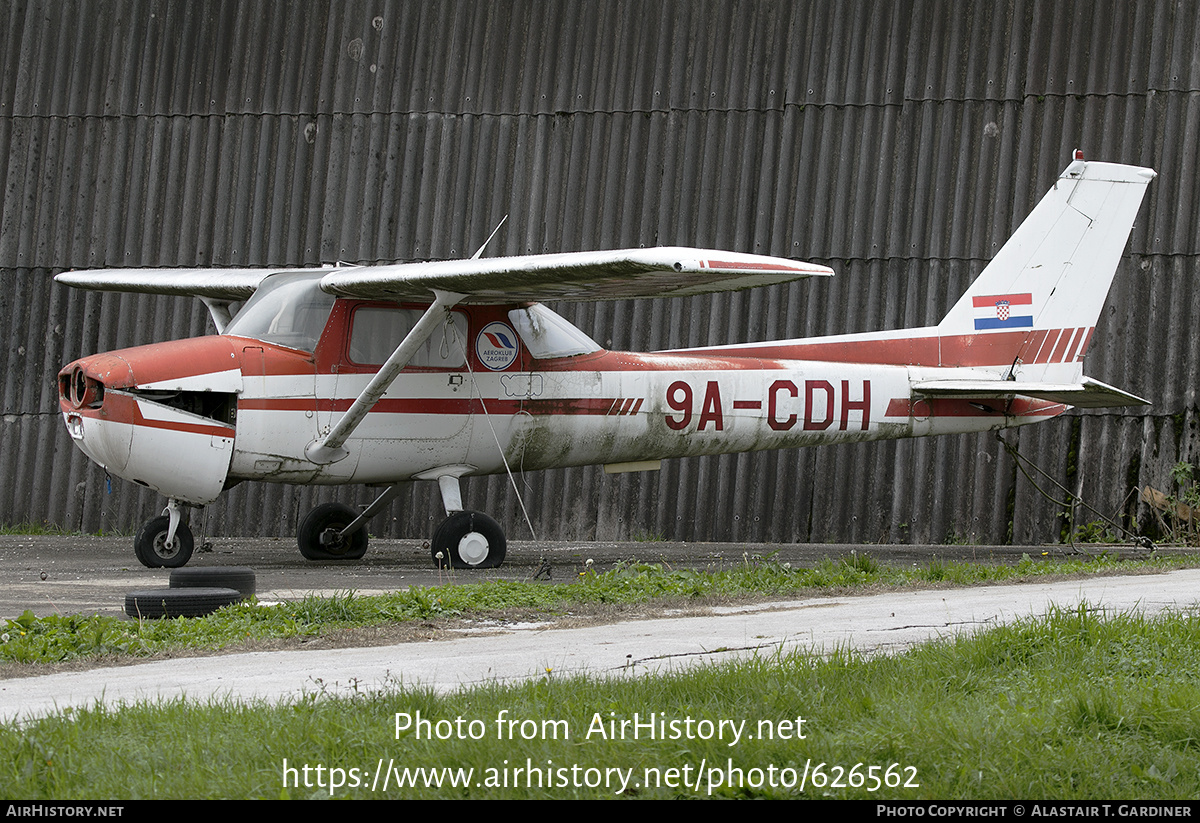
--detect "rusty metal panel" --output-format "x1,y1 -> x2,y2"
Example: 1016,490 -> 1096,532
2,0 -> 1198,548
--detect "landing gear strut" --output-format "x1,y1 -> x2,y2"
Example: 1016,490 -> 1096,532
296,484 -> 407,562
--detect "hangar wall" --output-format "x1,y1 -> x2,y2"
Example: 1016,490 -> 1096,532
2,0 -> 1197,545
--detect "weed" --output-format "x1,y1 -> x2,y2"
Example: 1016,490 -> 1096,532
841,551 -> 878,575
922,555 -> 947,582
1072,520 -> 1123,544
1142,461 -> 1200,545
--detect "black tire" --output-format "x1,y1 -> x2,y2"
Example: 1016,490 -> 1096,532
431,511 -> 506,569
134,516 -> 194,569
298,503 -> 368,560
124,587 -> 243,619
169,566 -> 256,597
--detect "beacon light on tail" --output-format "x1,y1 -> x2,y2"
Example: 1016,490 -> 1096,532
56,156 -> 1155,569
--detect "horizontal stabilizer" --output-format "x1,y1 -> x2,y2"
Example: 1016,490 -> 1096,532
913,377 -> 1148,409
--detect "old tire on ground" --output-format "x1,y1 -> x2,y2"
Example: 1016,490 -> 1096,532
297,503 -> 368,560
169,566 -> 256,597
134,516 -> 194,569
431,511 -> 506,569
124,587 -> 243,619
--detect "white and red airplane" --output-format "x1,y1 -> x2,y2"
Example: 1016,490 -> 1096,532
56,155 -> 1155,569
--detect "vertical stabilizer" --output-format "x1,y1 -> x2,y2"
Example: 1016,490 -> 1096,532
936,157 -> 1155,381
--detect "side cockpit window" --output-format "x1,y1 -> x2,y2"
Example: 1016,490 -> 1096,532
224,271 -> 335,353
348,307 -> 469,368
508,304 -> 602,359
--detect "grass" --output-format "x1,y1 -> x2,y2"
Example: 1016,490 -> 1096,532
0,523 -> 79,536
0,522 -> 133,538
2,605 -> 1198,798
3,552 -> 1198,668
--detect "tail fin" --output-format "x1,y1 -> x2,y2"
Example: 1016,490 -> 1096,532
936,157 -> 1155,383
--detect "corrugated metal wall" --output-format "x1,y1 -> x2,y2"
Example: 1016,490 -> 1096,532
2,0 -> 1197,544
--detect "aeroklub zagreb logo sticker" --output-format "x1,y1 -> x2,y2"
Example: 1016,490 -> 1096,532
475,322 -> 520,371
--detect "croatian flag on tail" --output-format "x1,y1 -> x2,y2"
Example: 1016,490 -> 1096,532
973,293 -> 1033,330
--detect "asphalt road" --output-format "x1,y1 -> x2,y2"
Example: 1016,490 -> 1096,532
3,559 -> 1198,724
0,533 -> 1166,619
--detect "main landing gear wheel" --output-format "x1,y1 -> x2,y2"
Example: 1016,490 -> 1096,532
298,502 -> 368,560
431,511 -> 506,569
134,516 -> 195,569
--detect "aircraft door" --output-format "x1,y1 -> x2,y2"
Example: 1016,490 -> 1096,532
479,305 -> 605,473
335,303 -> 475,482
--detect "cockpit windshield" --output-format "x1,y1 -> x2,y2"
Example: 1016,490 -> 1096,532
223,271 -> 335,353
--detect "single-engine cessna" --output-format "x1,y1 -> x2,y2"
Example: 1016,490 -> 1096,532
57,156 -> 1155,569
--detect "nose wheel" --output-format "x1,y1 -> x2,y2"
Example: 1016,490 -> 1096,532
134,515 -> 195,568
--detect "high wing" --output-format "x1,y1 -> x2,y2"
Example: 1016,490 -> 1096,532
319,247 -> 832,302
54,248 -> 832,304
53,267 -> 288,300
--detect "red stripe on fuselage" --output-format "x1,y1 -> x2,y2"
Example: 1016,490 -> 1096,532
1034,330 -> 1061,364
240,396 -> 625,416
1076,328 -> 1095,360
534,351 -> 782,372
1063,328 -> 1084,362
673,328 -> 1094,369
68,392 -> 236,438
1049,329 -> 1074,363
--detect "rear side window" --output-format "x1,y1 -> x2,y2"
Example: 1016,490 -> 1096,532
508,304 -> 601,359
348,307 -> 469,368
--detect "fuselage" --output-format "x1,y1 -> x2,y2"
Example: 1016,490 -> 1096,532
58,287 -> 1065,506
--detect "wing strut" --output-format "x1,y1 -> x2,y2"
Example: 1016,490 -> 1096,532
200,298 -> 235,333
305,288 -> 467,464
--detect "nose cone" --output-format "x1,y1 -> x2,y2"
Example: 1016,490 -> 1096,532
59,354 -> 134,473
59,336 -> 243,504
